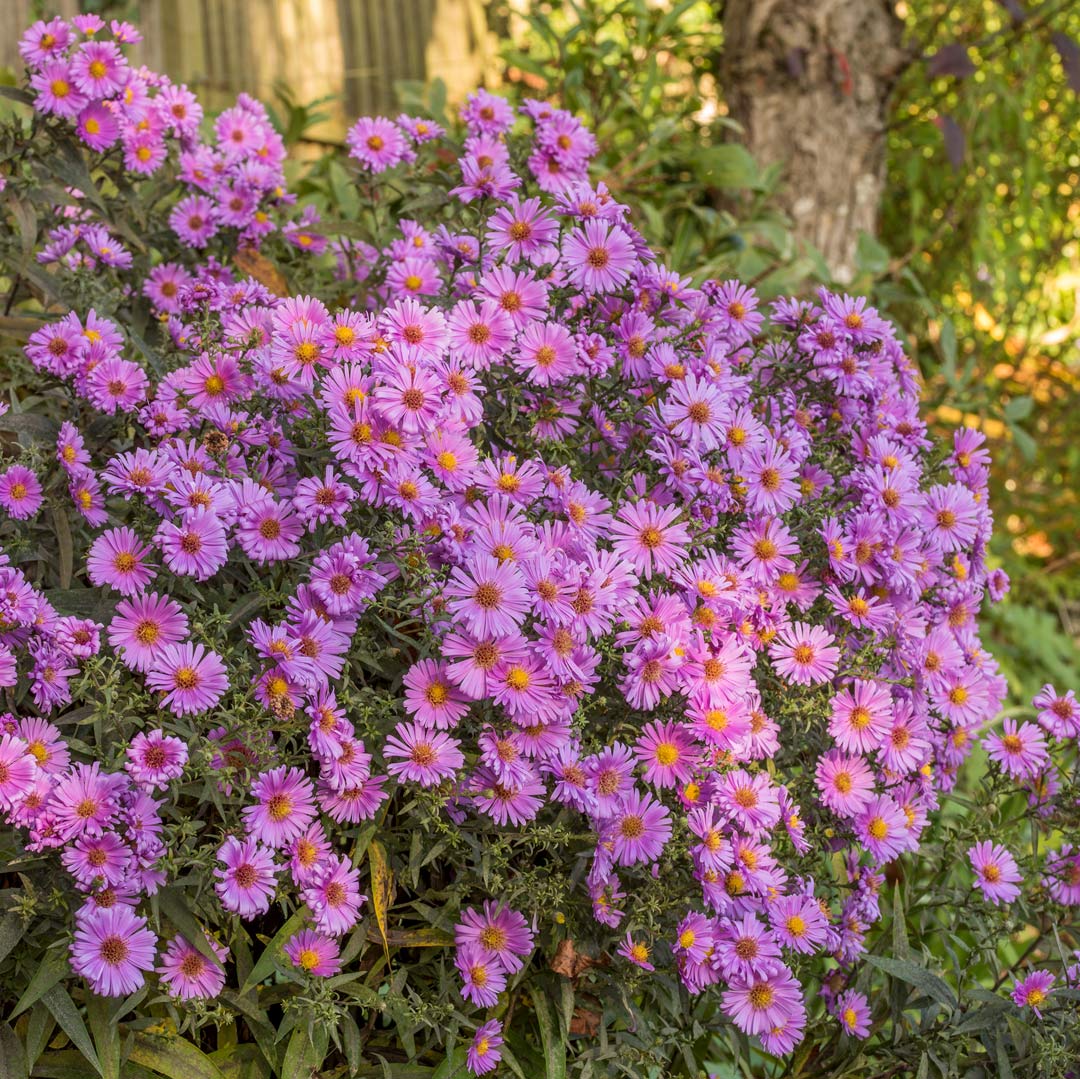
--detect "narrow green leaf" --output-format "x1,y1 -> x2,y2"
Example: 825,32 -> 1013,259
0,912 -> 25,965
865,954 -> 956,1009
84,996 -> 119,1079
530,990 -> 567,1079
41,986 -> 102,1077
280,1023 -> 326,1079
127,1033 -> 228,1079
12,950 -> 69,1018
0,1022 -> 28,1079
239,907 -> 309,993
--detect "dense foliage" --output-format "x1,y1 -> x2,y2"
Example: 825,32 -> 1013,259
0,12 -> 1078,1079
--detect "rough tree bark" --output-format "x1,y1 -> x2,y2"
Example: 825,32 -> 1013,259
721,0 -> 909,282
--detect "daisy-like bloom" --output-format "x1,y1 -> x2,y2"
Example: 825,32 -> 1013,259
285,929 -> 341,976
0,466 -> 43,520
514,321 -> 578,386
834,989 -> 871,1038
147,642 -> 228,717
125,730 -> 188,791
716,769 -> 781,835
70,39 -> 128,96
70,907 -> 156,998
157,935 -> 227,999
107,593 -> 189,674
169,194 -> 218,248
16,717 -> 69,776
445,555 -> 531,638
815,750 -> 875,818
768,894 -> 829,955
617,932 -> 656,971
742,440 -> 800,515
466,1019 -> 504,1077
383,721 -> 464,787
920,482 -> 980,552
302,854 -> 366,936
87,527 -> 157,596
1033,683 -> 1080,739
634,720 -> 696,789
455,901 -> 535,973
346,116 -> 409,171
769,622 -> 840,686
610,501 -> 690,580
402,659 -> 470,729
1012,970 -> 1054,1017
242,766 -> 317,848
983,718 -> 1049,781
828,680 -> 893,754
50,761 -> 125,842
610,789 -> 672,866
658,374 -> 727,449
488,194 -> 558,260
968,841 -> 1022,905
455,942 -> 507,1007
214,836 -> 279,918
85,357 -> 148,414
30,60 -> 88,119
446,298 -> 516,370
721,964 -> 804,1037
855,794 -> 909,863
562,219 -> 637,293
156,510 -> 229,581
293,466 -> 355,528
0,734 -> 37,809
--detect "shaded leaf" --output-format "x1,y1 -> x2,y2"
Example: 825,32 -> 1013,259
281,1023 -> 326,1079
239,906 -> 309,993
865,954 -> 956,1009
127,1034 -> 228,1079
530,990 -> 566,1079
12,949 -> 69,1017
0,912 -> 25,965
41,986 -> 101,1077
0,1022 -> 28,1079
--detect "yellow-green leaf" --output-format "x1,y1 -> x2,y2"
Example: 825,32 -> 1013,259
368,839 -> 395,965
127,1033 -> 228,1079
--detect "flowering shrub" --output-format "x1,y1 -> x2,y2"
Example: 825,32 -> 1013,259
0,14 -> 1078,1079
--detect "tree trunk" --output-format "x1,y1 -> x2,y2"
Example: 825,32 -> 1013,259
721,0 -> 908,283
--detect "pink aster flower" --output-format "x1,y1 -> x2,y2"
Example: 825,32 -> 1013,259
62,832 -> 131,887
968,841 -> 1022,905
855,794 -> 909,863
829,680 -> 893,754
634,720 -> 696,789
610,501 -> 690,579
384,721 -> 464,787
157,935 -> 227,999
107,592 -> 188,673
214,836 -> 279,918
0,734 -> 37,809
609,789 -> 672,866
125,730 -> 188,791
1033,683 -> 1080,738
0,465 -> 43,520
815,750 -> 875,818
1012,970 -> 1054,1017
721,964 -> 804,1037
302,854 -> 366,936
562,219 -> 637,293
456,942 -> 507,1007
769,622 -> 840,685
70,907 -> 156,998
983,718 -> 1049,780
467,1019 -> 504,1076
616,933 -> 655,971
242,766 -> 317,848
87,527 -> 156,596
402,658 -> 470,729
146,641 -> 228,717
834,989 -> 871,1038
445,555 -> 531,638
346,116 -> 409,171
156,510 -> 229,580
285,929 -> 341,976
50,761 -> 125,842
31,60 -> 88,119
455,901 -> 535,973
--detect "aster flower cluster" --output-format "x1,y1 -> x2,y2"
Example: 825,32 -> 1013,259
2,16 -> 1079,1072
20,14 -> 297,259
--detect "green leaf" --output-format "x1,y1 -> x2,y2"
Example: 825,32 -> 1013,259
281,1023 -> 326,1079
41,986 -> 101,1077
0,912 -> 25,965
239,907 -> 309,993
156,889 -> 225,972
127,1034 -> 228,1079
84,996 -> 119,1079
695,144 -> 759,190
865,954 -> 956,1009
1004,394 -> 1034,421
0,1022 -> 28,1079
430,1047 -> 468,1079
855,231 -> 890,277
530,990 -> 567,1079
12,950 -> 70,1018
369,839 -> 394,966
